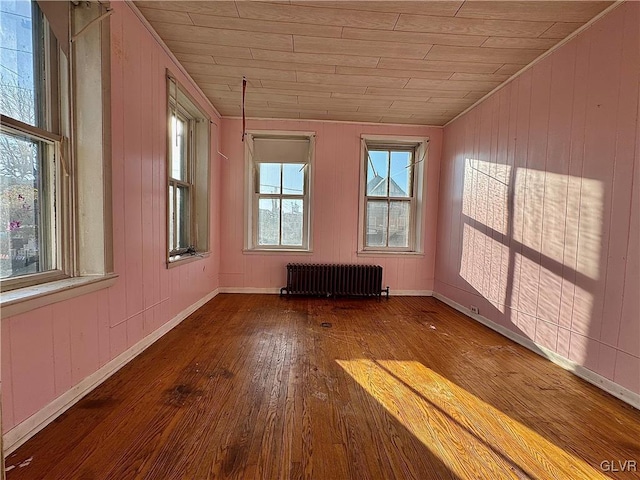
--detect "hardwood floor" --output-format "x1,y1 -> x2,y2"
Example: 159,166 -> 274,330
5,294 -> 640,479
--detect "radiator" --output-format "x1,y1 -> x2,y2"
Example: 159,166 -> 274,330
280,264 -> 389,298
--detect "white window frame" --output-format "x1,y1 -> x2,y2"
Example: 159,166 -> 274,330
166,72 -> 211,265
358,134 -> 429,255
1,1 -> 115,317
244,130 -> 315,252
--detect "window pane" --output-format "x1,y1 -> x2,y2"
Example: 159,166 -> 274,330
366,150 -> 389,197
389,201 -> 410,248
171,115 -> 187,181
176,185 -> 190,249
0,131 -> 53,278
282,199 -> 303,246
0,0 -> 42,127
366,200 -> 388,247
168,184 -> 174,251
390,151 -> 412,197
282,163 -> 304,194
259,163 -> 281,194
258,197 -> 280,245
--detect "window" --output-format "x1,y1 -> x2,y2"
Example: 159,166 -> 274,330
359,136 -> 428,253
167,74 -> 210,263
0,1 -> 59,285
0,0 -> 113,303
245,132 -> 314,251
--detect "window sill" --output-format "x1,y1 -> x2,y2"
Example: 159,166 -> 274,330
243,249 -> 313,255
167,252 -> 210,269
1,274 -> 119,319
357,250 -> 424,257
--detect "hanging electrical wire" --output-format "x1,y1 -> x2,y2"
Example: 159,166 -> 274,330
241,76 -> 247,142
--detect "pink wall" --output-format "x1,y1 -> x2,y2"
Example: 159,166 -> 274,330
219,119 -> 442,292
1,2 -> 221,433
435,2 -> 639,394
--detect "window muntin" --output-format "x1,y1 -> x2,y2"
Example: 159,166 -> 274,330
246,133 -> 313,251
364,144 -> 416,251
255,162 -> 306,247
167,74 -> 210,263
0,1 -> 63,285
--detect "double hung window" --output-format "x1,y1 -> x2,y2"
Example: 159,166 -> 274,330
245,133 -> 314,251
360,136 -> 428,254
167,74 -> 210,262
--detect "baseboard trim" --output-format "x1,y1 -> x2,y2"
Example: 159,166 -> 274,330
390,290 -> 433,296
218,287 -> 281,294
433,292 -> 640,410
218,287 -> 433,297
3,288 -> 220,456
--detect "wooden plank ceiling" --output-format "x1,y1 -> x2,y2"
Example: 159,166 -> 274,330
135,1 -> 613,126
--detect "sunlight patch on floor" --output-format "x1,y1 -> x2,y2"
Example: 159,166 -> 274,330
337,359 -> 608,480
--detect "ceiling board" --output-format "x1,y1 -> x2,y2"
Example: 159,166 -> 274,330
394,14 -> 553,37
250,49 -> 380,68
291,1 -> 463,17
376,58 -> 502,74
134,0 -> 614,126
464,91 -> 488,100
495,64 -> 527,75
341,27 -> 487,47
208,91 -> 301,105
296,72 -> 409,89
151,22 -> 294,51
425,45 -> 545,64
189,13 -> 343,38
229,87 -> 332,99
298,96 -> 396,108
183,62 -> 296,82
260,80 -> 368,95
330,92 -> 435,103
235,2 -> 399,29
481,37 -> 560,50
137,7 -> 193,25
267,102 -> 361,113
335,66 -> 452,81
364,87 -> 470,99
135,1 -> 239,17
405,78 -> 503,91
165,40 -> 253,59
455,1 -> 612,23
213,57 -> 337,75
539,22 -> 585,39
293,36 -> 432,60
449,72 -> 512,82
174,53 -> 215,66
192,74 -> 261,88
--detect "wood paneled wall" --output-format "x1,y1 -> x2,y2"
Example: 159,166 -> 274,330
1,2 -> 222,433
219,118 -> 442,293
435,2 -> 639,394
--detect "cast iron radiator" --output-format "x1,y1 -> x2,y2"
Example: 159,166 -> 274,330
280,263 -> 389,298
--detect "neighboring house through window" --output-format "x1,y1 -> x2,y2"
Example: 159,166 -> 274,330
359,135 -> 428,253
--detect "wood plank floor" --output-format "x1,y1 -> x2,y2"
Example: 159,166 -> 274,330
5,294 -> 640,479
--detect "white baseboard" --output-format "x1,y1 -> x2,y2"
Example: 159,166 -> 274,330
433,292 -> 640,410
218,287 -> 281,294
3,288 -> 220,456
389,290 -> 433,296
218,287 -> 433,297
